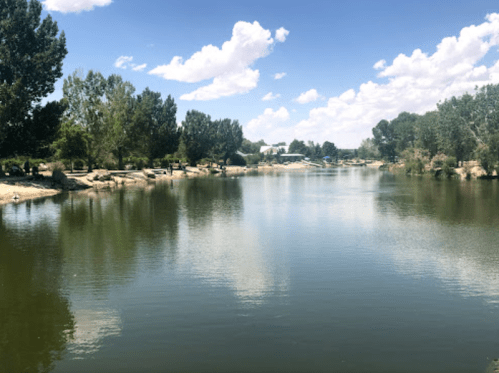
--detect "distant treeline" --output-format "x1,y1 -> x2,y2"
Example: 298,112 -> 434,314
359,83 -> 499,175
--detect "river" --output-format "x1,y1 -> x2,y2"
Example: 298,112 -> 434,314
1,168 -> 499,372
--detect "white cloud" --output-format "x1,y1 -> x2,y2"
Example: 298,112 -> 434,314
262,92 -> 281,101
114,56 -> 147,72
274,72 -> 287,80
245,107 -> 291,143
42,0 -> 112,13
114,56 -> 133,69
275,27 -> 289,43
149,21 -> 288,100
288,13 -> 499,148
180,69 -> 259,101
373,59 -> 386,70
295,89 -> 321,104
132,63 -> 147,72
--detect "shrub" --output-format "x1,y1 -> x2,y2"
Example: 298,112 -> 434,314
103,160 -> 118,170
48,161 -> 65,172
475,143 -> 496,176
430,152 -> 448,169
227,153 -> 246,166
244,154 -> 262,165
442,156 -> 457,177
74,159 -> 85,170
402,148 -> 429,174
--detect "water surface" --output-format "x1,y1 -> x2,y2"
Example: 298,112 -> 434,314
1,168 -> 499,372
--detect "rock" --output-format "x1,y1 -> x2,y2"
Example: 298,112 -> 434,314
86,172 -> 99,182
52,170 -> 67,183
98,171 -> 112,181
38,163 -> 48,171
10,165 -> 25,177
143,169 -> 156,179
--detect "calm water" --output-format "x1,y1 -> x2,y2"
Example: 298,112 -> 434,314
1,168 -> 499,372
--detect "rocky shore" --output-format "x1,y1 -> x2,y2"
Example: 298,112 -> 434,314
0,163 -> 315,206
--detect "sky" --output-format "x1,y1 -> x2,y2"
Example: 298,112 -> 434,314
40,0 -> 499,148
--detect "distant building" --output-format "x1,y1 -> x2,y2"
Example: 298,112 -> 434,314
259,145 -> 289,155
280,154 -> 305,162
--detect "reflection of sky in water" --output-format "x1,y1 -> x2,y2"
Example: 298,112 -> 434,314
2,200 -> 60,230
177,221 -> 288,306
67,308 -> 122,357
375,214 -> 499,304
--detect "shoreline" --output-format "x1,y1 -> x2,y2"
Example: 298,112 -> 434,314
0,162 -> 315,206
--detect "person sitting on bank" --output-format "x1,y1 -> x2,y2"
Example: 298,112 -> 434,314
23,160 -> 30,175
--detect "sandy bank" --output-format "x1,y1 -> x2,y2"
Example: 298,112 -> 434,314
0,163 -> 314,206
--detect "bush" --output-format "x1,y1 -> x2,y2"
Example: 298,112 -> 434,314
47,161 -> 65,172
126,157 -> 148,170
74,159 -> 85,170
430,152 -> 448,169
402,148 -> 429,174
227,153 -> 246,166
103,160 -> 118,170
442,157 -> 457,177
245,154 -> 262,165
475,143 -> 496,176
2,158 -> 22,171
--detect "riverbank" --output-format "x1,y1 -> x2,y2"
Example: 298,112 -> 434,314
0,162 -> 316,206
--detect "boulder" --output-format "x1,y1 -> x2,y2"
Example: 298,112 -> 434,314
86,172 -> 99,182
143,169 -> 156,179
38,163 -> 48,171
52,170 -> 67,183
98,171 -> 112,181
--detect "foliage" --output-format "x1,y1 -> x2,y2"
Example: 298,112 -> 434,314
244,153 -> 262,165
402,148 -> 429,174
357,138 -> 379,160
180,110 -> 215,165
322,141 -> 338,159
430,152 -> 448,169
52,119 -> 88,172
475,143 -> 497,176
131,88 -> 179,167
227,153 -> 246,166
48,161 -> 65,172
288,139 -> 309,155
240,138 -> 266,154
0,0 -> 67,158
212,118 -> 243,164
372,119 -> 397,162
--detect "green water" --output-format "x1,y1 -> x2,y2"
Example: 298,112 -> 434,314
1,168 -> 499,372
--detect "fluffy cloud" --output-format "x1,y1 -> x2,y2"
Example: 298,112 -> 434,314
132,63 -> 147,72
114,56 -> 146,71
291,13 -> 499,148
42,0 -> 112,13
274,72 -> 287,80
295,89 -> 321,104
245,107 -> 291,142
262,92 -> 281,101
149,21 -> 287,100
114,56 -> 133,69
180,69 -> 259,101
275,27 -> 289,42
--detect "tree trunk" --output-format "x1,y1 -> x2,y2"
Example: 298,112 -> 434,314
118,150 -> 124,170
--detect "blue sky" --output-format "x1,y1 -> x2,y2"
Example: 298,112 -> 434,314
42,0 -> 499,148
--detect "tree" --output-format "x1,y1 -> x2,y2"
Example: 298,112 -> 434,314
322,141 -> 338,159
180,110 -> 214,165
372,119 -> 397,162
131,88 -> 179,167
0,0 -> 67,157
288,139 -> 308,155
213,119 -> 243,164
240,138 -> 266,154
62,70 -> 107,172
391,112 -> 419,153
357,138 -> 379,160
52,119 -> 88,172
102,75 -> 135,169
415,111 -> 439,158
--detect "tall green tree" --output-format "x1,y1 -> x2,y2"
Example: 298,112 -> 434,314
62,70 -> 107,172
132,88 -> 179,167
52,119 -> 88,172
357,138 -> 379,160
213,118 -> 243,164
180,110 -> 214,165
415,111 -> 439,158
322,141 -> 338,159
0,0 -> 67,157
372,119 -> 397,161
288,139 -> 308,155
102,75 -> 135,169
